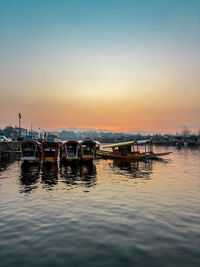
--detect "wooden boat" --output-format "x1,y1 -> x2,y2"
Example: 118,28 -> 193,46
78,138 -> 98,162
60,141 -> 79,162
42,141 -> 59,164
20,140 -> 42,164
97,140 -> 171,160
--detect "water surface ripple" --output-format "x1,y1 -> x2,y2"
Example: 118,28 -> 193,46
0,147 -> 200,267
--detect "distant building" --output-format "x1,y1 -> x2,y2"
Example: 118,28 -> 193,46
29,130 -> 39,140
15,127 -> 28,138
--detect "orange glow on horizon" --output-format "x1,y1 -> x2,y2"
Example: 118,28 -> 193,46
1,0 -> 200,134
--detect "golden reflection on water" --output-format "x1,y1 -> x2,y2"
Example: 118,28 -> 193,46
19,162 -> 98,194
42,164 -> 58,189
1,148 -> 200,267
20,163 -> 40,194
111,159 -> 153,180
59,163 -> 97,190
18,158 -> 161,195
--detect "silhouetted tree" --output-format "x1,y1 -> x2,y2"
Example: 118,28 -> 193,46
182,126 -> 190,137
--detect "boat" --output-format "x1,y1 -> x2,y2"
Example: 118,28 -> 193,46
78,138 -> 98,162
60,140 -> 79,162
41,141 -> 59,164
97,140 -> 171,160
20,140 -> 42,164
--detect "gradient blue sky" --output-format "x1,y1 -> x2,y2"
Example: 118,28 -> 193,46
0,0 -> 200,133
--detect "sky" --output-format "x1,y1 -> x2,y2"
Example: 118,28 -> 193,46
0,0 -> 200,133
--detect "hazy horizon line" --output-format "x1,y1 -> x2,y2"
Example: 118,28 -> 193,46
1,124 -> 200,135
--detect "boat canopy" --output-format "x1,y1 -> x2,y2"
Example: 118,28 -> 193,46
103,140 -> 151,148
21,140 -> 41,148
65,140 -> 79,145
79,139 -> 98,145
42,141 -> 59,148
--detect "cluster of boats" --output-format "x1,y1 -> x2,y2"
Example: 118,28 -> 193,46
20,138 -> 100,164
20,138 -> 171,165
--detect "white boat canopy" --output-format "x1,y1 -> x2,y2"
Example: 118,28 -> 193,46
103,140 -> 151,149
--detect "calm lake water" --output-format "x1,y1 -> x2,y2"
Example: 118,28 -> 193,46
0,146 -> 200,267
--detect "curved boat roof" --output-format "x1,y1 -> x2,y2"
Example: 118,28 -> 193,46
42,141 -> 59,148
103,140 -> 151,148
65,140 -> 79,145
21,140 -> 41,147
79,138 -> 98,145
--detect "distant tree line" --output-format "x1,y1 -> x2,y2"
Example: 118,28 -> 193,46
0,126 -> 19,139
1,125 -> 200,142
50,130 -> 146,141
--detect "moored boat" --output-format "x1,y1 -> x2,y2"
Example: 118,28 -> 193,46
60,141 -> 79,162
97,140 -> 171,160
78,138 -> 98,162
20,140 -> 42,164
42,141 -> 59,164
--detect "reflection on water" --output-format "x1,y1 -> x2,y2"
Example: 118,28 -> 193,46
19,161 -> 97,193
42,163 -> 58,189
1,147 -> 200,267
18,157 -> 172,194
20,163 -> 40,194
0,159 -> 15,173
18,159 -> 162,194
60,162 -> 97,190
112,159 -> 153,180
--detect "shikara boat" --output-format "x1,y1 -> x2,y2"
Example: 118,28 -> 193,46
60,141 -> 79,162
97,140 -> 171,160
20,140 -> 42,164
78,138 -> 98,162
42,141 -> 59,164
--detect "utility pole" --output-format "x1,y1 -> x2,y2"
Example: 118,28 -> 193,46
18,113 -> 21,138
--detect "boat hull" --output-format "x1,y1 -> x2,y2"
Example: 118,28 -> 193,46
79,155 -> 94,162
60,157 -> 78,166
60,156 -> 78,161
96,151 -> 171,160
43,157 -> 57,164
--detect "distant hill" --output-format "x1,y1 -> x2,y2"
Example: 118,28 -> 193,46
47,127 -> 159,136
126,130 -> 159,136
48,127 -> 116,134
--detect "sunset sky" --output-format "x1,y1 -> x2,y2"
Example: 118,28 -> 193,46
0,0 -> 200,133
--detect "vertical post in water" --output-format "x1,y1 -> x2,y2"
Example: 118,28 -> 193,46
18,113 -> 21,138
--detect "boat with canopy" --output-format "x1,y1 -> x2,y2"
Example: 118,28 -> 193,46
20,140 -> 42,164
60,140 -> 79,162
78,138 -> 99,161
42,141 -> 59,164
97,140 -> 171,160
